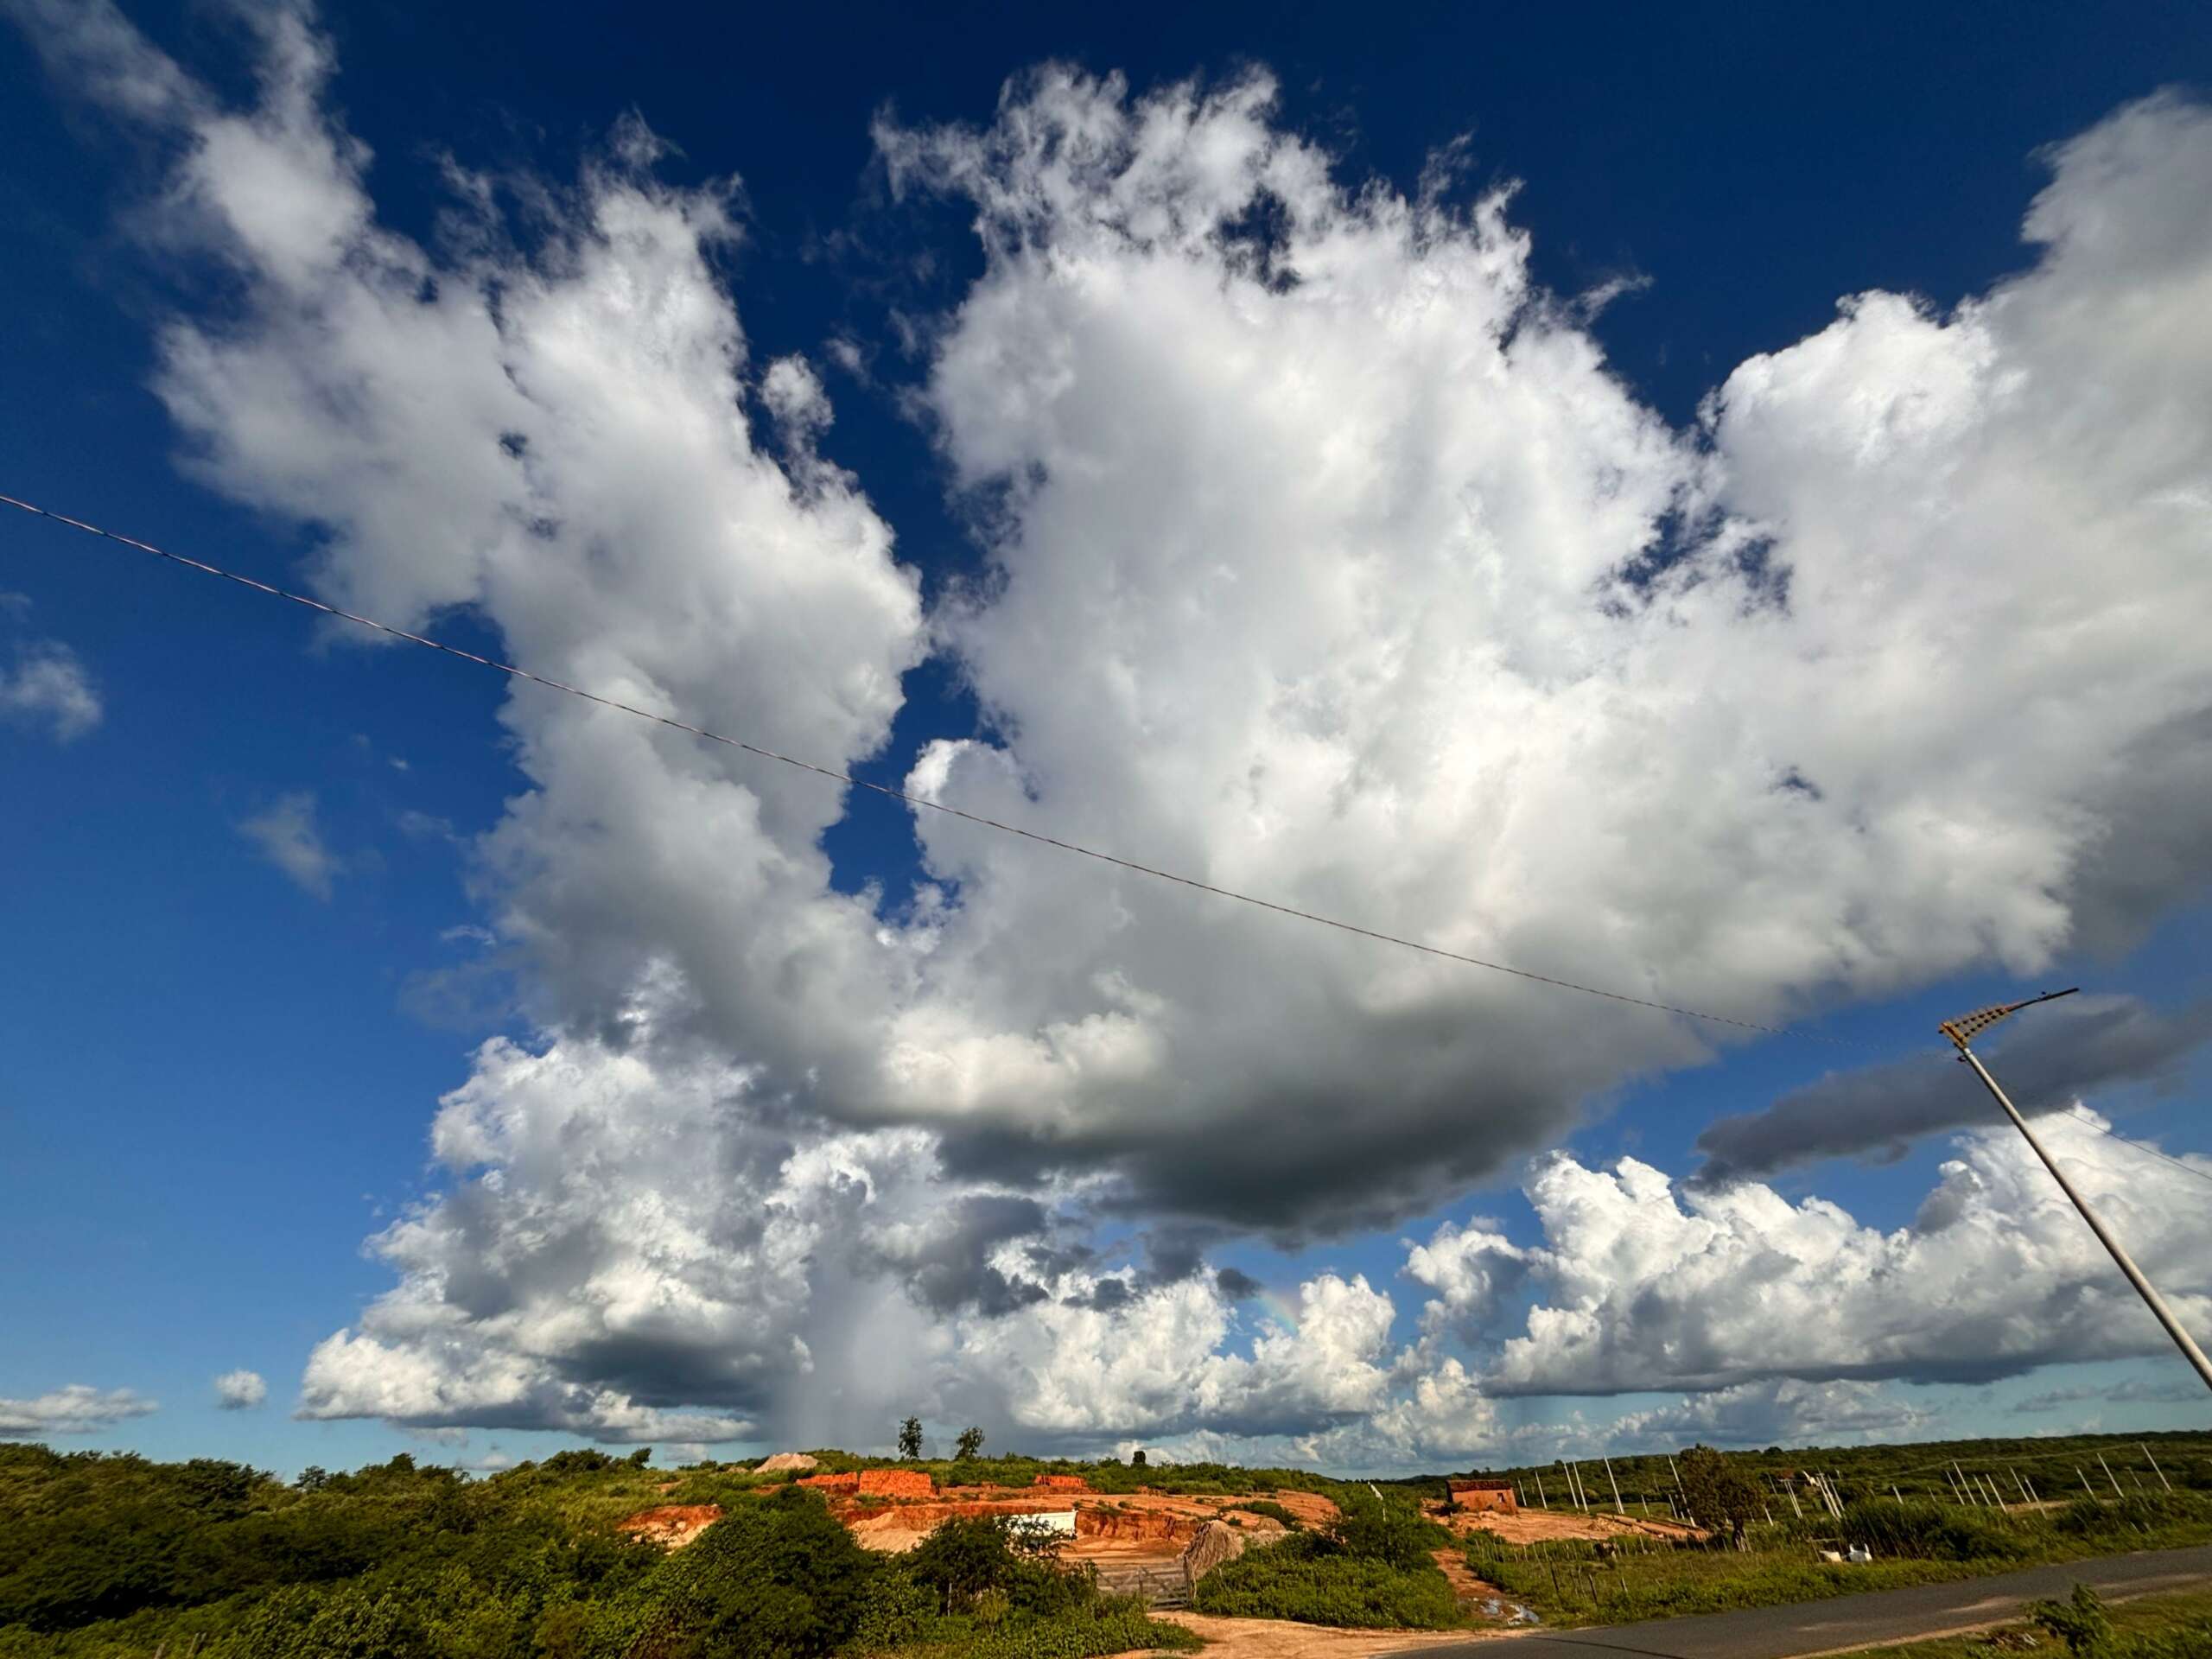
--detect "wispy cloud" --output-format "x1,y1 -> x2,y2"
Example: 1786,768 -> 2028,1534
0,639 -> 102,743
238,792 -> 340,899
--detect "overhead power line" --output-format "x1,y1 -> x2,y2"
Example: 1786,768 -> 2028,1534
0,492 -> 1930,1047
2060,1105 -> 2212,1190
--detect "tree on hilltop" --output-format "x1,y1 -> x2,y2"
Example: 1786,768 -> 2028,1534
955,1426 -> 985,1461
899,1415 -> 924,1459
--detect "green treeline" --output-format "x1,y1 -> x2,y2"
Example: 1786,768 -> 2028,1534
0,1445 -> 1203,1659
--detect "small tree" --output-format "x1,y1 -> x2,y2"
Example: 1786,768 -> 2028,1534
1130,1448 -> 1147,1469
898,1415 -> 924,1459
626,1447 -> 652,1468
955,1426 -> 986,1462
1677,1445 -> 1761,1543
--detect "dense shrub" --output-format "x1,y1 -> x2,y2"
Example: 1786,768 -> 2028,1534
1840,1498 -> 2025,1561
1323,1488 -> 1446,1572
620,1486 -> 875,1658
849,1571 -> 935,1650
2056,1492 -> 2212,1536
1192,1537 -> 1459,1629
2031,1583 -> 2118,1657
959,1596 -> 1203,1657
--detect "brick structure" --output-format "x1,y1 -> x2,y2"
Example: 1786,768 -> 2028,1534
798,1471 -> 861,1494
1033,1474 -> 1090,1491
1447,1479 -> 1517,1514
857,1468 -> 935,1500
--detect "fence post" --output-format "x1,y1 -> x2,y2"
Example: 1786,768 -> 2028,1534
2142,1446 -> 2172,1494
2098,1455 -> 2125,1500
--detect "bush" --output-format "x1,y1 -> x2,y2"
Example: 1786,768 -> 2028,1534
1325,1488 -> 1445,1572
2031,1583 -> 2116,1656
902,1514 -> 1090,1620
850,1571 -> 936,1650
1193,1535 -> 1459,1629
624,1484 -> 876,1657
1840,1498 -> 2025,1562
961,1596 -> 1202,1657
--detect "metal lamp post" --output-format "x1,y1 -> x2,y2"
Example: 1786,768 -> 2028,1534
1940,988 -> 2212,1394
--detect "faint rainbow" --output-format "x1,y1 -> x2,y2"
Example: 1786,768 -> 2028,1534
1253,1287 -> 1302,1332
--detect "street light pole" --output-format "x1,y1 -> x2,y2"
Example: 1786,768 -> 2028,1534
1941,988 -> 2212,1395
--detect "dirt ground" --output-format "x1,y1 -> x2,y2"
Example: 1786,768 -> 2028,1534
1152,1611 -> 1501,1656
1431,1503 -> 1700,1546
616,1504 -> 722,1548
840,1484 -> 1334,1559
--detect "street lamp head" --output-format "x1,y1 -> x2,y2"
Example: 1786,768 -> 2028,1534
1937,987 -> 2080,1052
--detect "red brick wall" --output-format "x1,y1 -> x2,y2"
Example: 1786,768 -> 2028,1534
1033,1474 -> 1090,1491
857,1468 -> 935,1499
798,1471 -> 860,1494
1449,1482 -> 1516,1513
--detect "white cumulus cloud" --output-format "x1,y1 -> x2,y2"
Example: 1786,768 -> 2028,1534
0,1384 -> 158,1437
213,1369 -> 267,1410
1485,1114 -> 2212,1396
14,4 -> 2212,1454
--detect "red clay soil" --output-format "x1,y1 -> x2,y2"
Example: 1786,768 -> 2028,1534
823,1482 -> 1340,1560
844,1496 -> 1080,1552
858,1468 -> 935,1499
1077,1506 -> 1192,1545
618,1504 -> 722,1548
799,1471 -> 861,1494
1035,1474 -> 1090,1491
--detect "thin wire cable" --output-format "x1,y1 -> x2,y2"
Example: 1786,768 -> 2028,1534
3,488 -> 1856,1041
2057,1104 -> 2212,1189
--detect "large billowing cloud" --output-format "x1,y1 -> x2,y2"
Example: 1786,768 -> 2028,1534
1483,1112 -> 2212,1397
12,2 -> 2212,1453
878,73 -> 2212,1229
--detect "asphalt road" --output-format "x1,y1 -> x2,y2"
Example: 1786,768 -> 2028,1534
1396,1544 -> 2212,1659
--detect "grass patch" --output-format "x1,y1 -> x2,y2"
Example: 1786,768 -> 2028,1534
1824,1585 -> 2212,1658
1464,1493 -> 2212,1629
1193,1541 -> 1461,1629
853,1596 -> 1203,1657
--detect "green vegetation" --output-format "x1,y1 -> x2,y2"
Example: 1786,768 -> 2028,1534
897,1419 -> 923,1461
1226,1498 -> 1303,1531
1194,1487 -> 1460,1629
1463,1488 -> 2212,1629
1425,1428 -> 2212,1520
1828,1586 -> 2212,1659
0,1446 -> 1193,1659
5,1428 -> 2205,1653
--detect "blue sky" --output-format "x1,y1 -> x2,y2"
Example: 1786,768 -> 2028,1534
2,0 -> 2209,1476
